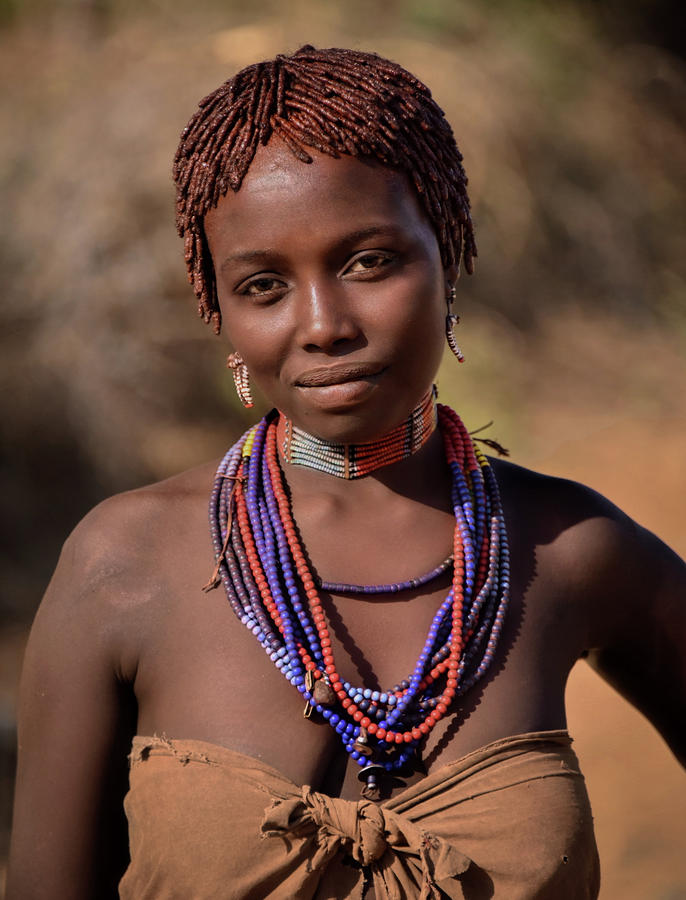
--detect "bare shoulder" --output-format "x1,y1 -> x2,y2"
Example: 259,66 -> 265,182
30,459 -> 220,676
491,456 -> 684,638
491,455 -> 664,558
68,458 -> 218,548
9,461 -> 225,899
60,459 -> 219,587
491,455 -> 631,529
491,457 -> 685,763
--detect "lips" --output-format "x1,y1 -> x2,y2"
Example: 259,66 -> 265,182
294,362 -> 386,387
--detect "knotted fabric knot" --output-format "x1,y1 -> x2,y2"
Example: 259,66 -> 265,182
262,786 -> 388,868
261,786 -> 473,896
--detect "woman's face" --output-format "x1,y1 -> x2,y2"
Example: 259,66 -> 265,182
204,140 -> 452,443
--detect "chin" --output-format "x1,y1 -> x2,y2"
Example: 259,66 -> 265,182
287,387 -> 430,445
289,411 -> 382,445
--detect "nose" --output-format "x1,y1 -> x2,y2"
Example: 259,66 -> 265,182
295,280 -> 360,352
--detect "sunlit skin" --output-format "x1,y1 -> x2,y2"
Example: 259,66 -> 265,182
6,138 -> 686,898
205,140 -> 459,593
205,141 -> 452,445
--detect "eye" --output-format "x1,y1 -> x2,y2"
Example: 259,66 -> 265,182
343,251 -> 396,276
236,275 -> 287,299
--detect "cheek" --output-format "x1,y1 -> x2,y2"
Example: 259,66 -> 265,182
223,308 -> 287,373
393,272 -> 445,354
414,314 -> 446,381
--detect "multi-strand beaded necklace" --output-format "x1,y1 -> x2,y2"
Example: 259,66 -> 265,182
208,400 -> 510,798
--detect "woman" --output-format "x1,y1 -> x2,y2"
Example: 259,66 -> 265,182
8,45 -> 685,899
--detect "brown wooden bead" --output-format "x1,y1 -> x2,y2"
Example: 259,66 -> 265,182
313,679 -> 336,706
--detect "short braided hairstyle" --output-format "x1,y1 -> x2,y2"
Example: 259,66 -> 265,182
173,45 -> 476,333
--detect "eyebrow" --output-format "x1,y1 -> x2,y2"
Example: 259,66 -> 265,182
217,224 -> 406,274
218,249 -> 282,274
337,224 -> 405,244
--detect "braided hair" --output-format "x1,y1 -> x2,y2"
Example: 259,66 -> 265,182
173,45 -> 476,333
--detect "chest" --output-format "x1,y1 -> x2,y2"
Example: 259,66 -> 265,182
130,530 -> 586,799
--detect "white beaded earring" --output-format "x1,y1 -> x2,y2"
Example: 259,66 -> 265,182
445,284 -> 464,363
227,352 -> 254,408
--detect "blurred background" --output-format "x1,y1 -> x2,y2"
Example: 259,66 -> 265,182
1,0 -> 684,895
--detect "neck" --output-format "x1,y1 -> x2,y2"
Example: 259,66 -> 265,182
279,388 -> 438,481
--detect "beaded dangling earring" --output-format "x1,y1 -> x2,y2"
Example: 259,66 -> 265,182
445,284 -> 465,363
227,352 -> 254,409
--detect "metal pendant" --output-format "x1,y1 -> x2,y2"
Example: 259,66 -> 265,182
358,764 -> 385,800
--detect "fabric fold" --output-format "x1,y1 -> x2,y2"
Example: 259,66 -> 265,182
120,730 -> 600,899
261,787 -> 472,897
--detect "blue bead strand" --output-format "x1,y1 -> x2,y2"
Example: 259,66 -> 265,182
206,404 -> 511,780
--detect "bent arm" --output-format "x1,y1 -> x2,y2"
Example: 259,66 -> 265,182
587,518 -> 686,768
7,516 -> 137,899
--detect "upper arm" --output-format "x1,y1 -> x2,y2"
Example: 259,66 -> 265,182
584,511 -> 686,767
508,463 -> 686,769
7,504 -> 139,899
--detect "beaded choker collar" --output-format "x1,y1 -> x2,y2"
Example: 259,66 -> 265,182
207,404 -> 510,799
281,387 -> 437,480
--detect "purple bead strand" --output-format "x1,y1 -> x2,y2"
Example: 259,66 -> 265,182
207,405 -> 511,778
319,554 -> 454,595
262,453 -> 324,667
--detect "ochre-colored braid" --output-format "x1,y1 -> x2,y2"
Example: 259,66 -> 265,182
173,45 -> 477,333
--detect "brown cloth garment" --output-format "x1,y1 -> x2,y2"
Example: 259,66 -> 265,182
119,731 -> 600,899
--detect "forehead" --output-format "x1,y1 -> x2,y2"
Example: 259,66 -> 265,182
204,138 -> 434,250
